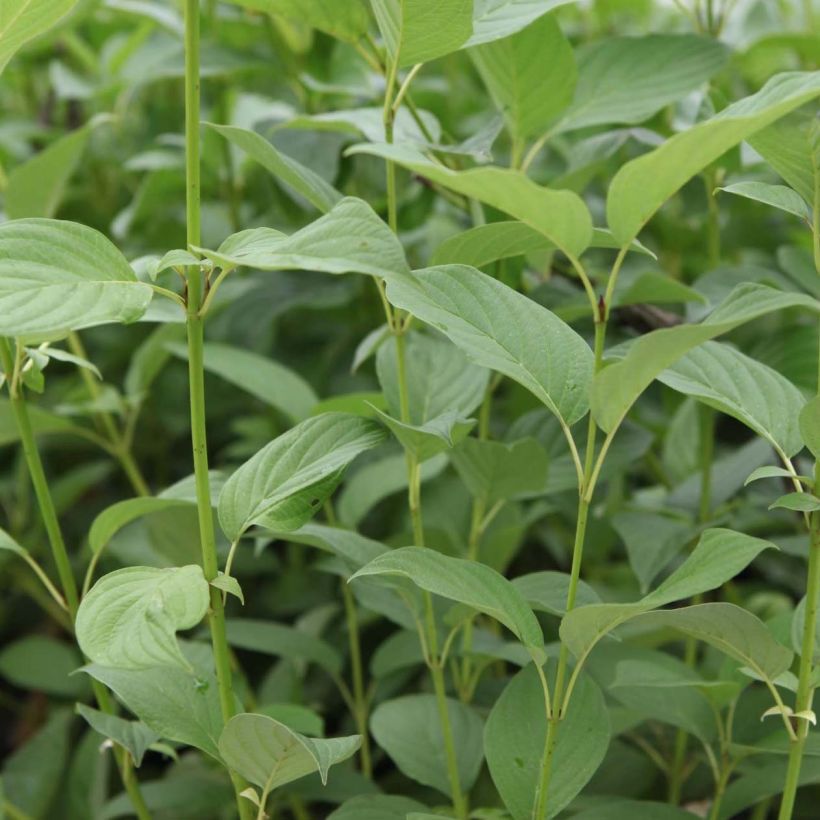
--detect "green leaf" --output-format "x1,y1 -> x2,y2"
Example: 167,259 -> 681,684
557,34 -> 728,133
371,0 -> 473,67
560,529 -> 777,664
224,619 -> 343,676
83,642 -> 226,759
6,115 -> 110,219
385,264 -> 594,427
573,802 -> 706,820
88,497 -> 195,555
800,395 -> 820,459
76,565 -> 210,670
76,704 -> 159,767
0,0 -> 78,75
512,571 -> 600,617
218,413 -> 386,541
615,272 -> 705,307
451,437 -> 549,502
328,795 -> 428,820
211,573 -> 244,604
373,407 -> 475,461
0,635 -> 87,698
432,222 -> 653,268
205,123 -> 342,213
0,219 -> 153,340
257,704 -> 324,737
484,666 -> 609,820
607,71 -> 820,245
370,694 -> 484,796
350,546 -> 544,661
717,181 -> 811,220
746,465 -> 810,486
168,341 -> 318,422
470,14 -> 575,142
219,713 -> 360,790
769,492 -> 820,512
657,341 -> 807,458
196,197 -> 410,282
466,0 -> 578,47
219,0 -> 368,41
346,144 -> 593,257
592,284 -> 820,434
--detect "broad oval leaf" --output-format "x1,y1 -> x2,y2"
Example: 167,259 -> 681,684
607,71 -> 820,244
218,412 -> 386,541
350,546 -> 545,661
76,565 -> 210,670
218,713 -> 360,790
370,694 -> 484,796
0,219 -> 153,340
385,264 -> 594,427
0,0 -> 78,74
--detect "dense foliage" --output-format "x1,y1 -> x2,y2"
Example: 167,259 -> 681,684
1,1 -> 820,819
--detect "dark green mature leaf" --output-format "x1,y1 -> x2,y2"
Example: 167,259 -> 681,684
219,713 -> 360,789
76,565 -> 210,670
386,265 -> 594,427
470,14 -> 575,141
0,219 -> 152,340
205,123 -> 342,213
196,197 -> 410,282
0,0 -> 79,74
370,695 -> 484,796
76,704 -> 160,767
371,0 -> 473,67
218,413 -> 386,540
328,795 -> 428,820
220,0 -> 369,41
168,341 -> 318,422
592,284 -> 820,434
0,635 -> 87,698
466,0 -> 578,47
484,666 -> 609,819
351,546 -> 544,661
512,571 -> 600,616
346,144 -> 593,257
608,71 -> 820,244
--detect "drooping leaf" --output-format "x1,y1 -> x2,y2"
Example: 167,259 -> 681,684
219,0 -> 369,41
0,219 -> 153,340
0,0 -> 78,75
370,694 -> 484,796
168,341 -> 318,422
484,666 -> 610,820
350,546 -> 545,661
218,713 -> 360,790
466,0 -> 578,47
218,413 -> 386,541
76,565 -> 210,670
607,71 -> 820,245
592,284 -> 820,434
470,14 -> 576,142
205,123 -> 342,213
346,143 -> 593,257
195,197 -> 410,282
717,181 -> 811,221
76,704 -> 160,767
371,0 -> 473,67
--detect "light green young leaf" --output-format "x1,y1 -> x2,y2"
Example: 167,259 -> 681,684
219,0 -> 369,41
218,413 -> 386,541
470,13 -> 575,142
657,341 -> 807,458
370,694 -> 484,796
484,666 -> 609,820
717,181 -> 811,221
350,546 -> 545,661
346,143 -> 593,257
6,115 -> 110,219
0,0 -> 78,74
211,573 -> 244,604
466,0 -> 578,47
607,71 -> 820,245
385,264 -> 594,427
168,341 -> 318,422
371,0 -> 473,67
0,219 -> 153,340
205,123 -> 342,213
557,34 -> 728,133
592,283 -> 820,434
560,529 -> 776,664
219,713 -> 360,790
432,222 -> 653,268
800,395 -> 820,459
195,197 -> 410,282
76,704 -> 159,767
746,465 -> 811,487
769,492 -> 820,512
451,436 -> 549,503
76,565 -> 210,670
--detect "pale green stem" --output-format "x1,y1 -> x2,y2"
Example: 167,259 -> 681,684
342,580 -> 372,777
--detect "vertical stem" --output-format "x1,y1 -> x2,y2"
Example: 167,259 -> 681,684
342,580 -> 372,777
182,2 -> 251,817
